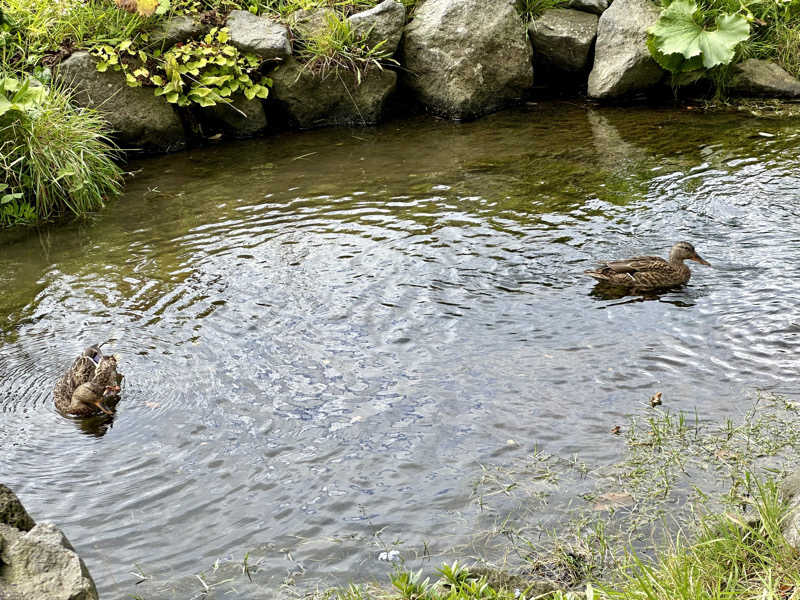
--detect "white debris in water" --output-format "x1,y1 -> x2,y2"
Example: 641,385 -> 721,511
378,550 -> 400,562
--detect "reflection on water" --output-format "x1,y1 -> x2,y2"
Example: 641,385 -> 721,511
1,102 -> 799,598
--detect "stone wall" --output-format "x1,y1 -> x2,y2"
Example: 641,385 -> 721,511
55,0 -> 800,155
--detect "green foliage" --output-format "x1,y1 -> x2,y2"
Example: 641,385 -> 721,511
91,27 -> 270,107
648,0 -> 750,74
391,569 -> 431,599
0,75 -> 46,116
159,27 -> 269,105
0,0 -> 146,70
0,75 -> 122,225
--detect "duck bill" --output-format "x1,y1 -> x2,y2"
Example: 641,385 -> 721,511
690,254 -> 711,266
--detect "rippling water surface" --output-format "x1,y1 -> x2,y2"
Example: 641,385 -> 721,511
1,102 -> 799,598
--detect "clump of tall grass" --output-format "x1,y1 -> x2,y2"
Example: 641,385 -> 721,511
295,12 -> 395,81
0,74 -> 123,225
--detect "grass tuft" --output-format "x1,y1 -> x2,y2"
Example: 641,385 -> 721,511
295,11 -> 396,81
0,74 -> 123,225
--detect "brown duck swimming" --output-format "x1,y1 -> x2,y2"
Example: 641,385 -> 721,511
53,345 -> 123,417
584,241 -> 710,292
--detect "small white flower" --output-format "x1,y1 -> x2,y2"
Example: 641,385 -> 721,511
378,550 -> 401,562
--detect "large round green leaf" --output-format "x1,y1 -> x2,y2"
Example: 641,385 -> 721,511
648,0 -> 750,70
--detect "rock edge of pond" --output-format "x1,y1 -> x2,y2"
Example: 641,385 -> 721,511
0,484 -> 99,600
6,467 -> 800,600
53,0 -> 800,155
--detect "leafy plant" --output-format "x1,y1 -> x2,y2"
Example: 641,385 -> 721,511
0,75 -> 47,116
158,27 -> 269,105
436,562 -> 473,589
647,0 -> 750,74
92,27 -> 270,107
390,568 -> 431,600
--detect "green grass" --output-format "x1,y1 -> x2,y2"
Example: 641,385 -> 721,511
295,11 -> 395,79
0,75 -> 123,225
592,477 -> 800,600
0,0 -> 147,70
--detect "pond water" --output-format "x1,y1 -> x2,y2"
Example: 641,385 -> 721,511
1,102 -> 799,598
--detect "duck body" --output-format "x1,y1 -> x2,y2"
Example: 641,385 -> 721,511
584,241 -> 710,293
53,345 -> 123,417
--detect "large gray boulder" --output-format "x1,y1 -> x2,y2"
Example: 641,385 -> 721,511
349,0 -> 406,53
288,7 -> 337,40
728,59 -> 800,98
226,10 -> 292,60
149,15 -> 207,49
270,58 -> 397,128
0,486 -> 98,600
203,95 -> 268,138
530,9 -> 598,73
401,0 -> 533,120
587,0 -> 663,99
57,51 -> 186,153
0,485 -> 34,533
1,523 -> 98,600
566,0 -> 610,15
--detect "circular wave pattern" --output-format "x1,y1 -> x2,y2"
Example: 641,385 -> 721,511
0,104 -> 799,598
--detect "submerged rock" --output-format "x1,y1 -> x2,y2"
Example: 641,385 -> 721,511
0,486 -> 98,600
348,0 -> 406,54
529,9 -> 598,73
728,59 -> 800,98
56,51 -> 186,153
587,0 -> 662,99
401,0 -> 533,120
227,10 -> 292,60
269,58 -> 397,128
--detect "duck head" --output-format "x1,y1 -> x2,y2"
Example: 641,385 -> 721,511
670,241 -> 710,266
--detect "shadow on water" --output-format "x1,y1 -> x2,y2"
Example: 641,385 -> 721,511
1,101 -> 799,598
69,412 -> 118,438
587,283 -> 698,307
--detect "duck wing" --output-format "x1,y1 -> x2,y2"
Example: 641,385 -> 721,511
601,255 -> 668,274
68,355 -> 97,389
